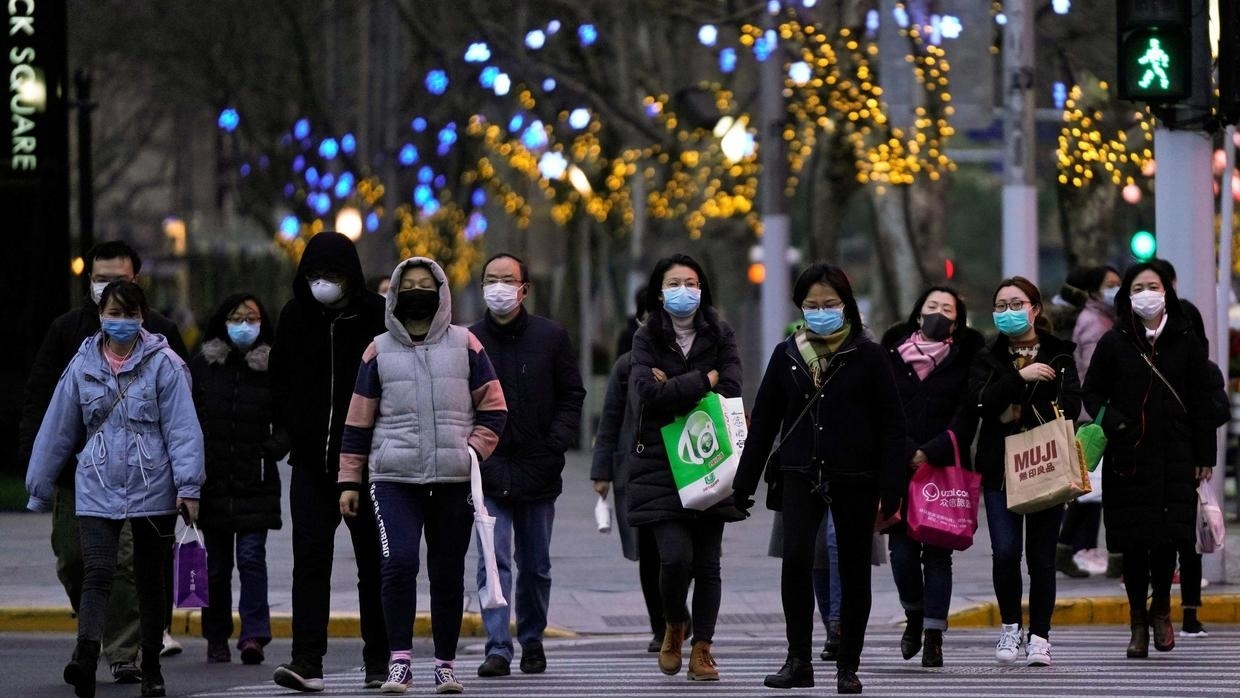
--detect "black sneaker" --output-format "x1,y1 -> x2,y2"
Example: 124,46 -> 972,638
1180,618 -> 1210,637
273,661 -> 325,692
476,654 -> 510,677
111,661 -> 142,684
207,641 -> 231,664
364,665 -> 389,689
519,645 -> 546,674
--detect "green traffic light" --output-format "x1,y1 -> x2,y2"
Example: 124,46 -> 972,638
1131,230 -> 1156,260
1135,38 -> 1172,91
1119,27 -> 1189,101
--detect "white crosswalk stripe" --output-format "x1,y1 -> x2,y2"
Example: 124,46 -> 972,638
188,628 -> 1240,696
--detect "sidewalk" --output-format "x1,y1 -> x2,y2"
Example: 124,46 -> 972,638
2,452 -> 1238,637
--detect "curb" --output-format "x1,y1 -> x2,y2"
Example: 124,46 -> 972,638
0,607 -> 577,639
947,594 -> 1240,627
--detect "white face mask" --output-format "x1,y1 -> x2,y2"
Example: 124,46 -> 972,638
309,279 -> 345,305
1130,289 -> 1166,320
483,283 -> 522,316
90,282 -> 109,305
1101,286 -> 1119,306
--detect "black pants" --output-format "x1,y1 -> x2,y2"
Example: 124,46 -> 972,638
78,515 -> 174,671
1123,544 -> 1178,624
1058,501 -> 1102,552
780,472 -> 877,671
650,517 -> 723,643
289,466 -> 388,670
637,526 -> 665,637
370,480 -> 473,661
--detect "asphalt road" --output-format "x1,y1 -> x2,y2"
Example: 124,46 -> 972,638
8,627 -> 1240,697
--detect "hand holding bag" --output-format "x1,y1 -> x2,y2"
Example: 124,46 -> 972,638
907,430 -> 983,551
174,523 -> 209,608
470,448 -> 508,610
1004,404 -> 1091,514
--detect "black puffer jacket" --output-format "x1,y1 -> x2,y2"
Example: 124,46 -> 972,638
732,331 -> 906,505
191,338 -> 282,531
626,306 -> 742,526
269,232 -> 386,473
470,307 -> 586,501
882,324 -> 985,471
1083,314 -> 1217,549
19,301 -> 187,488
968,330 -> 1081,492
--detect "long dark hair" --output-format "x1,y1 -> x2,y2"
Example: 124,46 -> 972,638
1114,260 -> 1181,337
98,281 -> 149,318
902,285 -> 970,341
644,254 -> 713,314
203,292 -> 275,347
792,262 -> 863,331
992,276 -> 1051,332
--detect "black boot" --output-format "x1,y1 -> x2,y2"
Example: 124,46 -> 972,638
63,639 -> 99,698
922,629 -> 943,667
1126,624 -> 1149,659
837,668 -> 863,694
900,612 -> 923,660
140,645 -> 166,697
821,619 -> 841,661
764,656 -> 814,689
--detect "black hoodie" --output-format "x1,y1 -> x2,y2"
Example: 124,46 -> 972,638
269,232 -> 386,473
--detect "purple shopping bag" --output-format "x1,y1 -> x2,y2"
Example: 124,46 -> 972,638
174,524 -> 209,608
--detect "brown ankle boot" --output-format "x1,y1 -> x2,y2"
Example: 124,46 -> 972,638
687,640 -> 719,681
658,622 -> 687,675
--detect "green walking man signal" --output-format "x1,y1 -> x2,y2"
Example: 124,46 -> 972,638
1136,38 -> 1171,91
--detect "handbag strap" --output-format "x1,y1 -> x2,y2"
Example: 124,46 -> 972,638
946,429 -> 962,469
177,522 -> 203,545
766,357 -> 845,464
1140,352 -> 1188,413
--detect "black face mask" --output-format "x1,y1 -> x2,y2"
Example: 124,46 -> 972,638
920,312 -> 953,341
395,289 -> 439,322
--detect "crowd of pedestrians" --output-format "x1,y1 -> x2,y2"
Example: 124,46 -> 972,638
19,234 -> 1229,696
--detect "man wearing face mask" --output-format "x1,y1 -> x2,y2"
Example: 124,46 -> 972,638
469,253 -> 586,679
19,240 -> 187,686
269,231 -> 390,692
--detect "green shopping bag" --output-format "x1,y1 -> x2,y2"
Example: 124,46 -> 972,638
660,393 -> 748,510
1076,405 -> 1107,472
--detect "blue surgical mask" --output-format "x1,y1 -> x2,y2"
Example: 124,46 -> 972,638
227,321 -> 261,348
662,286 -> 701,318
992,309 -> 1031,337
803,308 -> 846,335
101,318 -> 141,344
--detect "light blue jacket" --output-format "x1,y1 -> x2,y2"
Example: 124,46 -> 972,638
26,329 -> 205,518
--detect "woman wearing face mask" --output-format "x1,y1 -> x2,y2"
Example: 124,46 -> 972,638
626,254 -> 743,683
968,276 -> 1081,669
879,287 -> 984,668
337,258 -> 508,694
1081,261 -> 1217,659
189,293 -> 285,666
27,280 -> 205,698
732,263 -> 906,695
1057,265 -> 1123,580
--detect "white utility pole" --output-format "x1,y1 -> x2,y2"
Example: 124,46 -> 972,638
1002,0 -> 1038,281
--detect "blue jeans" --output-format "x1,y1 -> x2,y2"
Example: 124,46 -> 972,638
476,497 -> 556,660
887,525 -> 953,630
813,511 -> 842,626
984,489 -> 1062,638
201,529 -> 272,645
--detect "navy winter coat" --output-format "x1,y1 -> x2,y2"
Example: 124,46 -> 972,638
470,307 -> 586,501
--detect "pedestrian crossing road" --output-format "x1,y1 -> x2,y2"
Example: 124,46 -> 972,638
187,628 -> 1240,697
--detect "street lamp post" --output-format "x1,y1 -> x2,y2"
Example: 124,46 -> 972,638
570,166 -> 594,449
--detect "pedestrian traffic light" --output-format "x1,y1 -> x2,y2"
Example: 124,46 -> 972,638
1130,229 -> 1157,261
1116,0 -> 1191,103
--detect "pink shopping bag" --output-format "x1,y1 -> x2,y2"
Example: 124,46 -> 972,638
174,524 -> 209,608
906,431 -> 982,551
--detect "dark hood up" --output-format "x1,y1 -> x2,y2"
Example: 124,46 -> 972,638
293,231 -> 368,304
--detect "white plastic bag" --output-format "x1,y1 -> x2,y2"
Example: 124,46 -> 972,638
594,494 -> 612,533
470,448 -> 508,609
1197,482 -> 1226,554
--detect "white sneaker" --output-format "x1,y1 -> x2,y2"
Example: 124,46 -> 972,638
995,623 -> 1023,665
1026,634 -> 1052,666
1075,549 -> 1108,575
160,629 -> 183,657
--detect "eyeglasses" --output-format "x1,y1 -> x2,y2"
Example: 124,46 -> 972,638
227,315 -> 260,324
483,275 -> 525,286
801,300 -> 844,312
993,300 -> 1028,312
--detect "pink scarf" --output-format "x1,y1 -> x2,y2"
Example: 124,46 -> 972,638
898,332 -> 951,381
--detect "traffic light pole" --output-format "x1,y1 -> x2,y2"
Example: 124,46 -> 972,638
1002,0 -> 1038,281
